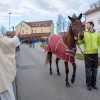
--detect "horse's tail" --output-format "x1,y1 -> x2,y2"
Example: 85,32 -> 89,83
45,52 -> 50,66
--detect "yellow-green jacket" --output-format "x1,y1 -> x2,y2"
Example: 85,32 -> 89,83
77,31 -> 100,54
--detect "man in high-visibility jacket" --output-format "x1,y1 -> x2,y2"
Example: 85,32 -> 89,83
77,21 -> 100,91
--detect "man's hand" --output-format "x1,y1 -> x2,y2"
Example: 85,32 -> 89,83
74,37 -> 78,41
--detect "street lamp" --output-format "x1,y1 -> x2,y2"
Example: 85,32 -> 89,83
9,13 -> 12,32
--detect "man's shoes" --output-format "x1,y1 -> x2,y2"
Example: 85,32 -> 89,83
87,86 -> 92,91
91,85 -> 98,90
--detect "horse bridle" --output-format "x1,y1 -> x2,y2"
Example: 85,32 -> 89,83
72,27 -> 84,35
71,26 -> 84,41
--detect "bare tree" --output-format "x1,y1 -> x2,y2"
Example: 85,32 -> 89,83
56,14 -> 63,34
56,14 -> 71,34
72,13 -> 77,18
56,13 -> 78,35
62,18 -> 70,32
64,13 -> 77,31
0,25 -> 7,35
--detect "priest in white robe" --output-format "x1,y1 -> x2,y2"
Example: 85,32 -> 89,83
0,34 -> 19,100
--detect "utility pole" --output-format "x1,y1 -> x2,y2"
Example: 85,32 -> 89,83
9,13 -> 12,32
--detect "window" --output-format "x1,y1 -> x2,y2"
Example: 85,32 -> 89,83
41,29 -> 43,33
98,19 -> 100,25
32,30 -> 34,33
35,30 -> 36,33
89,20 -> 94,24
98,31 -> 100,33
22,30 -> 24,33
20,28 -> 21,32
96,1 -> 100,8
90,4 -> 96,10
38,24 -> 40,26
90,20 -> 94,22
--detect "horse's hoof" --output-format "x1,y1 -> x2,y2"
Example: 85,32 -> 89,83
66,83 -> 70,87
50,72 -> 53,75
71,78 -> 75,84
57,72 -> 61,76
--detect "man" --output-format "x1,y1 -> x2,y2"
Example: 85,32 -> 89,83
32,38 -> 35,47
77,21 -> 100,91
0,34 -> 19,100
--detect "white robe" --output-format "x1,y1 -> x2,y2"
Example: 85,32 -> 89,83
0,84 -> 15,100
12,35 -> 20,47
0,35 -> 19,100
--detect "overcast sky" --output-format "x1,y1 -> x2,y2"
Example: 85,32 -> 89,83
0,0 -> 98,31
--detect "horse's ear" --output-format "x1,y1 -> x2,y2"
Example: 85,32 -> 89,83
68,16 -> 75,22
78,13 -> 82,20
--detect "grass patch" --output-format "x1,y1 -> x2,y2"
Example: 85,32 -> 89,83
75,53 -> 84,60
40,44 -> 47,49
40,44 -> 100,65
75,53 -> 100,65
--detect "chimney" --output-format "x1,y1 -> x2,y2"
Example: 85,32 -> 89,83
90,3 -> 97,10
12,26 -> 14,31
96,0 -> 100,8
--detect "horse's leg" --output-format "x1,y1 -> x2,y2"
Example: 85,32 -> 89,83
71,63 -> 77,84
64,62 -> 70,87
18,46 -> 19,51
16,47 -> 17,51
48,52 -> 53,75
56,57 -> 61,76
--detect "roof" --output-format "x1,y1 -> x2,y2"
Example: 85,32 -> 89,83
16,20 -> 53,28
6,31 -> 15,36
25,20 -> 53,27
84,7 -> 100,15
18,33 -> 50,37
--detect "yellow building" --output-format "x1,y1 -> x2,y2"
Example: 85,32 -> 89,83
15,20 -> 54,38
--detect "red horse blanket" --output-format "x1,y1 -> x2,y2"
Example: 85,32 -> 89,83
45,35 -> 76,63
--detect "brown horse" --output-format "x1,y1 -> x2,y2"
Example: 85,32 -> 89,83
45,13 -> 84,87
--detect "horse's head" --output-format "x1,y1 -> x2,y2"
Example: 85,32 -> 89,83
68,13 -> 84,40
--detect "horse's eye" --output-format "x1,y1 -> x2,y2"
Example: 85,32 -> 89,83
73,23 -> 75,25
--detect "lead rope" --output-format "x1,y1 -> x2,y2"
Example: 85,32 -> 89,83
77,44 -> 98,65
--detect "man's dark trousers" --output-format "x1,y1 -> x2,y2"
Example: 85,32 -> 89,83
84,53 -> 98,87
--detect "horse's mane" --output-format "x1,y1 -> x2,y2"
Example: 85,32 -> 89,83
62,24 -> 76,50
66,25 -> 75,41
68,25 -> 74,36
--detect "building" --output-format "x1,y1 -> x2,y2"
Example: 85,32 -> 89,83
84,0 -> 100,33
6,31 -> 15,37
15,20 -> 54,38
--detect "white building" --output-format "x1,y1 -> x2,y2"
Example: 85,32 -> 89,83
84,0 -> 100,33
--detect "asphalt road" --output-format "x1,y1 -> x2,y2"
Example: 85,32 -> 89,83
16,43 -> 100,100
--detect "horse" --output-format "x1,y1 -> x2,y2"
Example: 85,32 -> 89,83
45,13 -> 84,87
